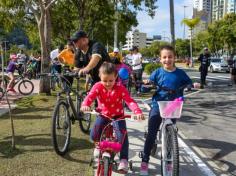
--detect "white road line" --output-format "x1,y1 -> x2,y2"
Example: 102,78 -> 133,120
191,76 -> 229,81
178,136 -> 216,176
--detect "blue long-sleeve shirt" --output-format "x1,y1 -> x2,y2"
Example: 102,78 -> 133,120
149,67 -> 192,107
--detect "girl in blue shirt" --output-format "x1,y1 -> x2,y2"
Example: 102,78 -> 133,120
140,45 -> 192,175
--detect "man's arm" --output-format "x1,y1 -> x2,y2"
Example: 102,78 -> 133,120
85,54 -> 101,71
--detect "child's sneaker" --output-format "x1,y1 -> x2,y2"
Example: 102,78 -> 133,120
118,159 -> 128,173
140,162 -> 148,175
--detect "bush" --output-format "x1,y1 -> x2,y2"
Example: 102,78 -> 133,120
144,63 -> 162,75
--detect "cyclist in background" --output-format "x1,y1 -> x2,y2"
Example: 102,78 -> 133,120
80,62 -> 144,173
131,46 -> 143,95
58,40 -> 75,89
6,54 -> 18,93
139,45 -> 193,176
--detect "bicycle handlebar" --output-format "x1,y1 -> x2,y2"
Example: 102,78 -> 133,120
83,110 -> 140,121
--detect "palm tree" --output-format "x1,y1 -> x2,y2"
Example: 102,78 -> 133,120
181,18 -> 200,67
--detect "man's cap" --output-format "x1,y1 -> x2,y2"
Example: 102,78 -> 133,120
113,48 -> 119,53
70,30 -> 87,42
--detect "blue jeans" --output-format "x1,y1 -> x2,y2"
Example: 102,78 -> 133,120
142,106 -> 176,162
142,106 -> 162,162
90,115 -> 129,160
90,116 -> 129,160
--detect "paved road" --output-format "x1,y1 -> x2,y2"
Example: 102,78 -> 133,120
178,69 -> 236,176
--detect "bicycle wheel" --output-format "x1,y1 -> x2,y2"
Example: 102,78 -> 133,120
0,87 -> 4,99
50,77 -> 56,91
161,125 -> 179,176
18,80 -> 34,95
52,100 -> 71,156
78,94 -> 91,133
102,156 -> 112,176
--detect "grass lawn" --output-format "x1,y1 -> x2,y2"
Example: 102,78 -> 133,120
0,94 -> 94,176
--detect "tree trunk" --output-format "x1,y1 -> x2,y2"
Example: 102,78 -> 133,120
38,8 -> 51,94
169,0 -> 175,47
190,29 -> 193,67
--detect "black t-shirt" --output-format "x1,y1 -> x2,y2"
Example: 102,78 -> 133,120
198,53 -> 211,67
74,40 -> 110,82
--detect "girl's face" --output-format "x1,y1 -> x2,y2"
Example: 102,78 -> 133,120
160,49 -> 175,71
100,73 -> 117,90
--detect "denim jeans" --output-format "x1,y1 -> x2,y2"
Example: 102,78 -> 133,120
90,115 -> 129,160
142,106 -> 176,163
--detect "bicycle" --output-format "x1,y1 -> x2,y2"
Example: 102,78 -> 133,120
0,72 -> 34,99
140,84 -> 192,176
85,111 -> 135,176
45,72 -> 92,156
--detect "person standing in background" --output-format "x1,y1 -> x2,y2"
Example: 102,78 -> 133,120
131,46 -> 143,95
198,47 -> 211,89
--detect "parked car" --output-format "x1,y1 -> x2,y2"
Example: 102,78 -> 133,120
209,58 -> 229,73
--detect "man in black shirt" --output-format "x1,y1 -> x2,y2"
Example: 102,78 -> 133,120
71,30 -> 110,84
198,47 -> 211,89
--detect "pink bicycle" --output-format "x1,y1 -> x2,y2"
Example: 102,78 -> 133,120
85,111 -> 135,176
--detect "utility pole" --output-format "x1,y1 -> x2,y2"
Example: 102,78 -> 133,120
183,5 -> 188,39
169,0 -> 175,47
114,0 -> 118,49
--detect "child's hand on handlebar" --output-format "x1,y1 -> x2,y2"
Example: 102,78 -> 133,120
80,106 -> 91,112
143,79 -> 150,84
136,114 -> 145,121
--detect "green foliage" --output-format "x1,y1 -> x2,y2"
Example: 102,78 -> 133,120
181,18 -> 200,29
144,63 -> 162,75
175,39 -> 190,58
140,41 -> 170,58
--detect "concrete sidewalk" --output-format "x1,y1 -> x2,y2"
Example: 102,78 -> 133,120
0,79 -> 40,116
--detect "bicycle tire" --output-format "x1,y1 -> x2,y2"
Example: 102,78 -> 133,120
0,87 -> 4,99
52,100 -> 71,156
161,125 -> 179,176
78,93 -> 91,133
103,156 -> 112,176
18,80 -> 34,95
50,77 -> 56,91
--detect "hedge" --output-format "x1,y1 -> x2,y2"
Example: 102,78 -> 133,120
144,63 -> 162,75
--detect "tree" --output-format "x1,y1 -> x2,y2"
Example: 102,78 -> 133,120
175,39 -> 190,59
181,17 -> 200,67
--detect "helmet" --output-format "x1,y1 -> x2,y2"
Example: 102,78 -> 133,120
10,54 -> 17,59
118,68 -> 129,80
113,48 -> 119,53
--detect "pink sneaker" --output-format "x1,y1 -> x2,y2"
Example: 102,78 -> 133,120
140,162 -> 148,175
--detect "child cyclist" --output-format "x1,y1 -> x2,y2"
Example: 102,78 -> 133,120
140,45 -> 193,175
80,62 -> 145,173
6,54 -> 18,93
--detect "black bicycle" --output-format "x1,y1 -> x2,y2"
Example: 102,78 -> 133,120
47,72 -> 92,156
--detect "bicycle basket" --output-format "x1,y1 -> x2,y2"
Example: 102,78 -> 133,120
158,101 -> 183,119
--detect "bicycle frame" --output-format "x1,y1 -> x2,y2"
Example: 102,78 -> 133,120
96,118 -> 128,176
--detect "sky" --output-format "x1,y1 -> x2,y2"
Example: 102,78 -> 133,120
136,0 -> 193,40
